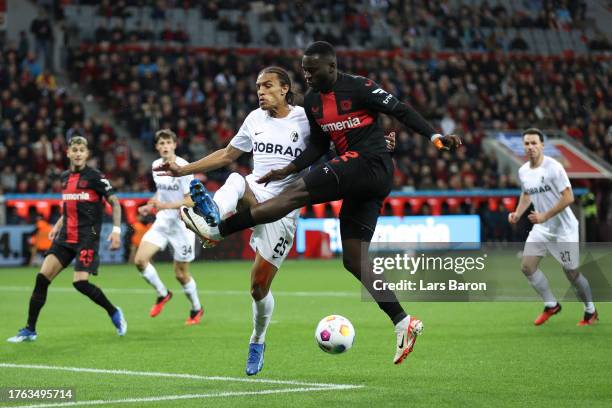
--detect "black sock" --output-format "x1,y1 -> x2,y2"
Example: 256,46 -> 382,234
344,264 -> 407,325
27,274 -> 51,331
73,280 -> 117,316
219,207 -> 255,237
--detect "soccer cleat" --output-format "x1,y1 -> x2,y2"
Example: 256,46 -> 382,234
393,316 -> 423,365
245,343 -> 266,376
577,310 -> 599,326
7,327 -> 37,343
180,206 -> 222,244
185,308 -> 204,326
534,303 -> 562,326
150,291 -> 173,317
189,179 -> 221,227
111,307 -> 127,336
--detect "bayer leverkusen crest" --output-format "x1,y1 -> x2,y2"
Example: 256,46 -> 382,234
340,99 -> 352,111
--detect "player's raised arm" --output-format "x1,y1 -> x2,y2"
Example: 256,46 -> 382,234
155,144 -> 245,177
359,78 -> 461,150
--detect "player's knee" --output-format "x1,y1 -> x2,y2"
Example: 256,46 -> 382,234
284,181 -> 310,209
134,255 -> 148,271
174,269 -> 190,284
72,280 -> 89,293
564,268 -> 579,282
250,282 -> 269,301
520,263 -> 537,276
343,255 -> 359,274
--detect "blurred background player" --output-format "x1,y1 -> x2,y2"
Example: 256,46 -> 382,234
157,66 -> 310,375
183,41 -> 461,365
128,211 -> 152,264
133,129 -> 203,325
28,215 -> 53,266
509,128 -> 598,326
7,136 -> 126,343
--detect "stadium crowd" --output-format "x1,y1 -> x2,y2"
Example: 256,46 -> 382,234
0,43 -> 150,196
66,46 -> 610,188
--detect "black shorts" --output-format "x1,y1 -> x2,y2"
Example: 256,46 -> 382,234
303,151 -> 393,240
46,240 -> 101,275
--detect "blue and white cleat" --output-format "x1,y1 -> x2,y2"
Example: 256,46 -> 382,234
7,327 -> 37,343
111,307 -> 127,336
180,206 -> 223,245
189,179 -> 220,227
245,343 -> 265,376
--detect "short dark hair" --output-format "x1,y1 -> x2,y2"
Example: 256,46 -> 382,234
259,66 -> 294,105
522,128 -> 544,142
155,129 -> 177,143
68,135 -> 88,148
304,41 -> 336,58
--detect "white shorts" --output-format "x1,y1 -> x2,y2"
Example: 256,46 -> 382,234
246,177 -> 298,269
523,225 -> 579,270
142,217 -> 196,262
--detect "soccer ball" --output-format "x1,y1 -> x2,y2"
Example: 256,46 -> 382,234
315,315 -> 355,354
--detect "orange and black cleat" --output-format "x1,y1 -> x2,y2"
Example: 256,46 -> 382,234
577,310 -> 599,326
186,308 -> 204,326
150,291 -> 173,317
534,303 -> 562,326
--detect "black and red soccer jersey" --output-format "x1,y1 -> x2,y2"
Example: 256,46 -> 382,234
57,167 -> 116,244
294,72 -> 436,170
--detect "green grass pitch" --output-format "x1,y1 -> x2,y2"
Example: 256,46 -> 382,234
1,259 -> 611,407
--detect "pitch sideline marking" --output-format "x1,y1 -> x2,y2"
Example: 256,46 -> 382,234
0,363 -> 363,389
0,286 -> 356,298
2,387 -> 355,408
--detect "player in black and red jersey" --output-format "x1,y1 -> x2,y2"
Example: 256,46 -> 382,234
187,42 -> 461,364
7,136 -> 127,343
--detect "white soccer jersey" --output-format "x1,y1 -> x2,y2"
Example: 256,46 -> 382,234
230,106 -> 310,197
152,156 -> 193,220
518,155 -> 578,234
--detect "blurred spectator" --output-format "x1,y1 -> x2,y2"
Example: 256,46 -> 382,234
29,215 -> 53,266
30,8 -> 54,70
508,34 -> 529,51
264,26 -> 281,47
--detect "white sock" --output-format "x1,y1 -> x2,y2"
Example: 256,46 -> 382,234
182,278 -> 201,311
526,269 -> 557,307
394,315 -> 411,333
250,291 -> 275,344
213,172 -> 246,219
572,273 -> 595,313
142,263 -> 168,297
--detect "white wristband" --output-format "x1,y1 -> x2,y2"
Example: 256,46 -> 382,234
112,226 -> 121,234
431,133 -> 443,142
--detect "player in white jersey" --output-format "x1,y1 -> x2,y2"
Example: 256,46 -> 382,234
508,128 -> 598,326
156,67 -> 310,376
133,129 -> 203,325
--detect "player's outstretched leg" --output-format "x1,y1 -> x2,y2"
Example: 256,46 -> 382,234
73,276 -> 127,336
190,179 -> 220,227
341,237 -> 423,364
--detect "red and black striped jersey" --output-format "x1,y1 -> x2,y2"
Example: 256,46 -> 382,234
300,72 -> 436,161
57,167 -> 116,244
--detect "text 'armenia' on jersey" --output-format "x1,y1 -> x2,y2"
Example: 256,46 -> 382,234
58,166 -> 116,244
304,72 -> 436,156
